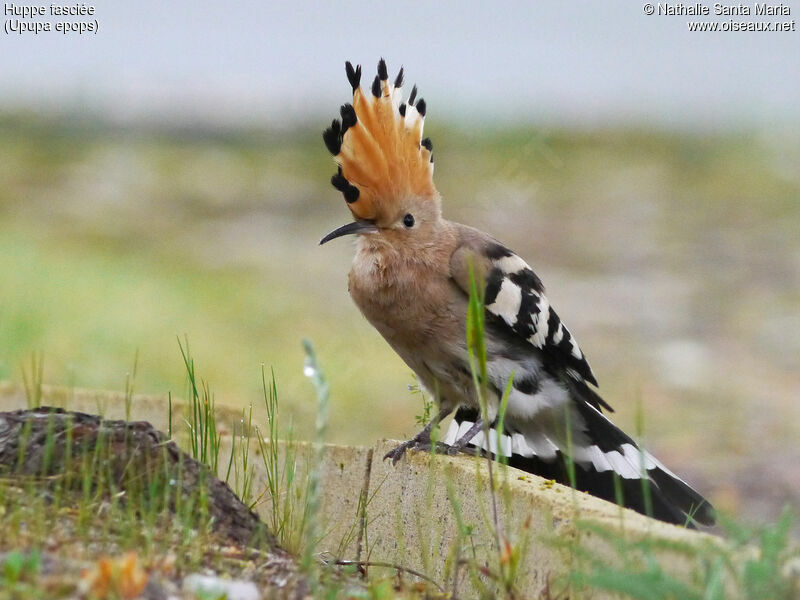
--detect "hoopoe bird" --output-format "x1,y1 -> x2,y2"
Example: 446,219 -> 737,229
320,60 -> 715,527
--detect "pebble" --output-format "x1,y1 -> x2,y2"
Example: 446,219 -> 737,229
183,573 -> 260,600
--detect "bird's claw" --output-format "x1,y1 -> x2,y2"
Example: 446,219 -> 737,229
383,439 -> 421,464
383,440 -> 460,464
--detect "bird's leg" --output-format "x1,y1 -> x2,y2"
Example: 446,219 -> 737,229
446,418 -> 485,455
383,407 -> 452,464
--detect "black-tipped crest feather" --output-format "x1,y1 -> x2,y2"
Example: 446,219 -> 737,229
331,172 -> 348,192
322,119 -> 342,155
330,173 -> 360,203
394,67 -> 404,88
340,104 -> 357,135
408,85 -> 418,105
421,137 -> 433,161
344,185 -> 359,203
345,61 -> 361,92
377,58 -> 388,81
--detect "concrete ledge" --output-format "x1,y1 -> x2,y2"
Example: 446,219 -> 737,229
0,382 -> 719,598
255,437 -> 719,598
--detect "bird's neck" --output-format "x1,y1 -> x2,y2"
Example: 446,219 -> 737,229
347,220 -> 462,357
354,219 -> 454,271
349,220 -> 457,306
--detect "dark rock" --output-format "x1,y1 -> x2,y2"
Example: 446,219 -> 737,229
0,407 -> 273,548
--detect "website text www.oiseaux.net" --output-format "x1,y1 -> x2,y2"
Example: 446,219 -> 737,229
687,18 -> 795,31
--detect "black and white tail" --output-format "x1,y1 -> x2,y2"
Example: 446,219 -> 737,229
443,392 -> 715,528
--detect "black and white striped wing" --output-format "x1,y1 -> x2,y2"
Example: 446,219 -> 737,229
480,242 -> 599,387
447,237 -> 715,526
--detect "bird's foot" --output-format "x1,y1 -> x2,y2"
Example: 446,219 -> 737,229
383,435 -> 432,464
384,439 -> 476,464
447,440 -> 480,457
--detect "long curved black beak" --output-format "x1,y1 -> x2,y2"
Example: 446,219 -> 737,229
319,220 -> 378,245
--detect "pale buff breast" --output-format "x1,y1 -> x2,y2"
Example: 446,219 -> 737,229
348,233 -> 465,356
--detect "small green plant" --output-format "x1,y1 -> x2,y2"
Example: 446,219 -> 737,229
178,336 -> 222,473
193,590 -> 227,600
20,352 -> 44,409
300,339 -> 329,582
253,364 -> 306,552
0,549 -> 41,592
410,375 -> 434,428
464,261 -> 524,597
123,349 -> 139,422
633,396 -> 654,521
226,402 -> 257,507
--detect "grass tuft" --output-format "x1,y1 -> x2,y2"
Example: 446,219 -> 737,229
178,336 -> 222,473
20,352 -> 44,409
300,339 -> 330,581
254,363 -> 307,553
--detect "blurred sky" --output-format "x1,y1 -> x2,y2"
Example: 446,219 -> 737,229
2,0 -> 798,130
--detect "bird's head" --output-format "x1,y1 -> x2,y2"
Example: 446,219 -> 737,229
320,59 -> 441,247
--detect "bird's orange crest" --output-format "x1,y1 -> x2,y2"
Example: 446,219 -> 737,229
323,59 -> 437,221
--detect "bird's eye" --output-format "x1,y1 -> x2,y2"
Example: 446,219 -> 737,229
403,213 -> 415,228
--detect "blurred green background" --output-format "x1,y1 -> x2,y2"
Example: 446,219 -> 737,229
1,2 -> 799,527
